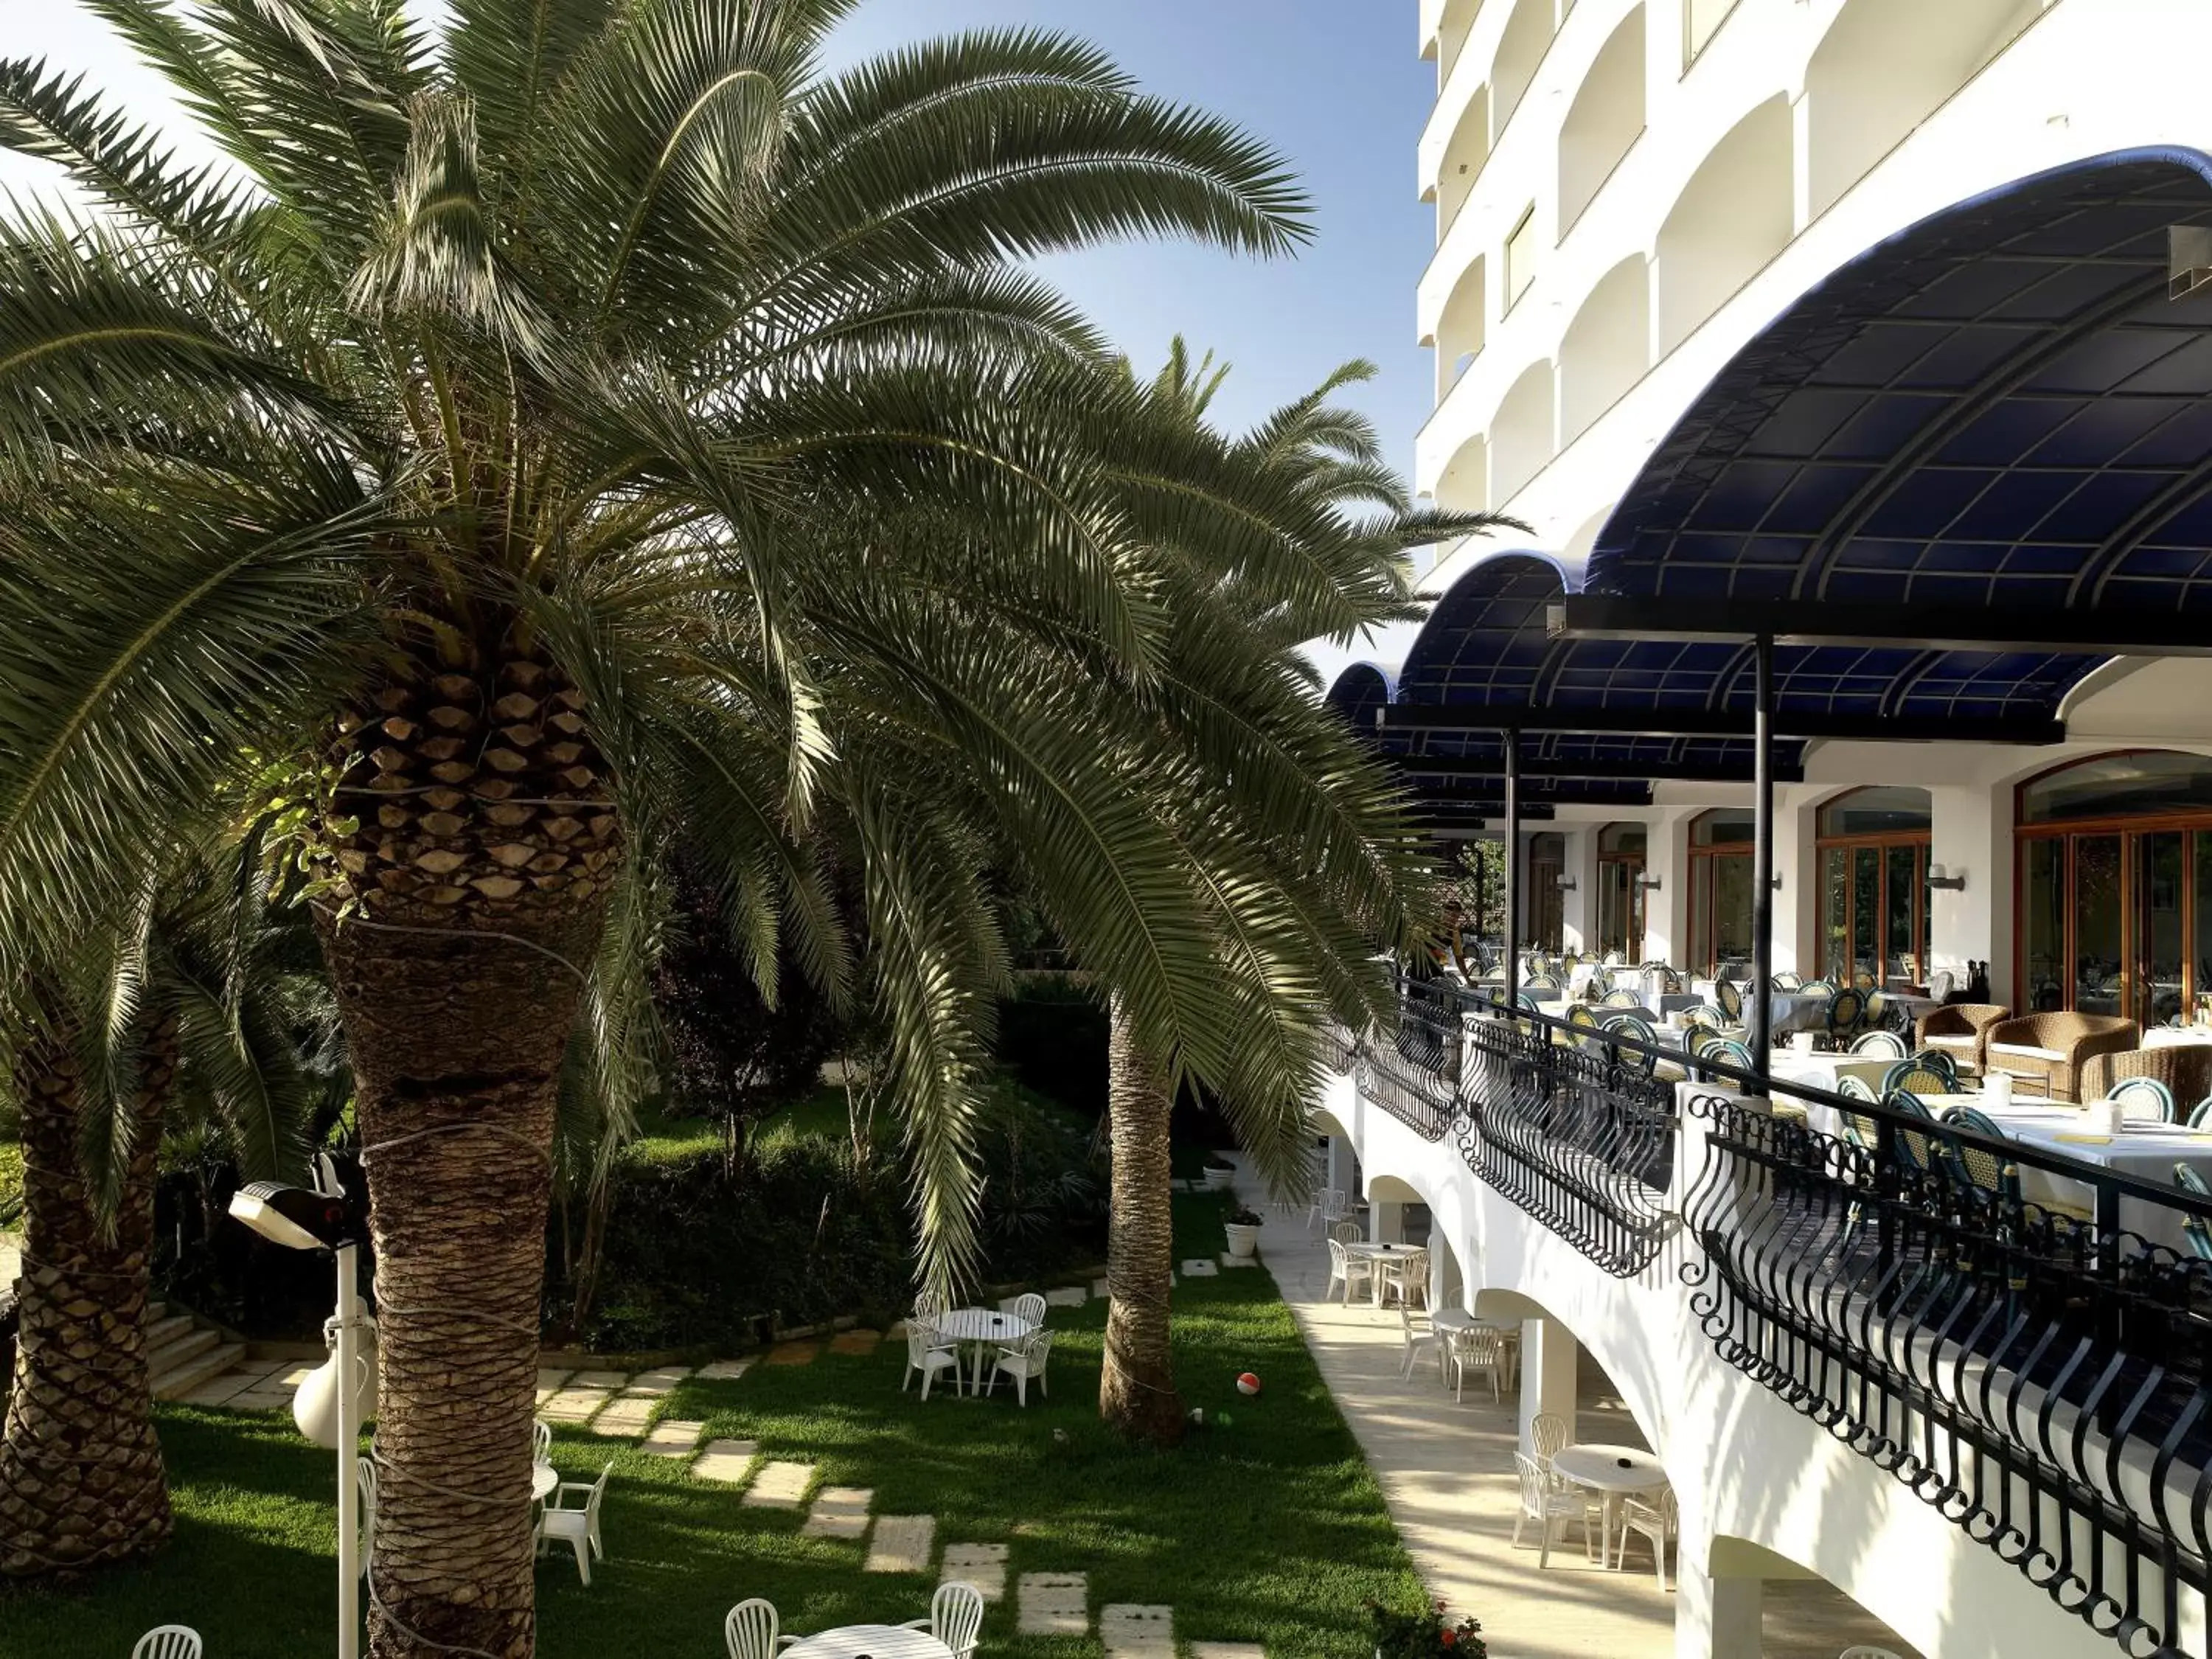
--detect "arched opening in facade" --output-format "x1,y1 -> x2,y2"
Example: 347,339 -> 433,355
1434,256 -> 1487,398
1436,85 -> 1492,228
2017,751 -> 2212,1025
1528,830 -> 1567,951
1815,787 -> 1933,990
1805,0 -> 2039,219
1436,0 -> 1484,83
1687,807 -> 1756,978
1558,6 -> 1646,234
1654,95 -> 1793,356
1488,358 -> 1555,506
1558,255 -> 1649,445
1491,0 -> 1554,141
1596,822 -> 1649,962
1435,432 -> 1489,512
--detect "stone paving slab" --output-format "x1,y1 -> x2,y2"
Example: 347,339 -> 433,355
827,1329 -> 881,1355
1189,1644 -> 1265,1658
641,1419 -> 704,1458
1101,1604 -> 1174,1659
540,1387 -> 611,1425
941,1543 -> 1008,1601
1044,1286 -> 1087,1307
1180,1258 -> 1219,1278
536,1368 -> 572,1394
696,1358 -> 754,1381
1091,1279 -> 1110,1298
570,1369 -> 629,1389
1016,1572 -> 1088,1637
591,1394 -> 655,1436
742,1458 -> 815,1508
765,1342 -> 820,1366
695,1439 -> 759,1484
1218,1253 -> 1259,1269
229,1387 -> 296,1412
863,1514 -> 935,1574
802,1486 -> 874,1540
181,1368 -> 264,1407
625,1366 -> 691,1397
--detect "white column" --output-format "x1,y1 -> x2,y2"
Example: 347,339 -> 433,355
1930,782 -> 2006,1005
1675,1558 -> 1761,1659
1561,828 -> 1596,954
1326,1135 -> 1352,1202
1371,1198 -> 1404,1245
1516,1317 -> 1579,1453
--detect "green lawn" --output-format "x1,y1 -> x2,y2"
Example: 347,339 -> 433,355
0,1191 -> 1418,1658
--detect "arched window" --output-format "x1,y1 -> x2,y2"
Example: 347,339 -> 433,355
1559,256 -> 1649,445
1596,821 -> 1648,961
2017,751 -> 2212,1025
1687,808 -> 1754,977
1815,787 -> 1932,991
1654,97 -> 1792,356
1528,830 -> 1566,952
1489,358 -> 1555,505
1558,7 -> 1645,233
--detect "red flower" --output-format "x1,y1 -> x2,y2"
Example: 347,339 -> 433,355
1440,1632 -> 1457,1649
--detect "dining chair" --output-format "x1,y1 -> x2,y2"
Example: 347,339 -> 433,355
1010,1291 -> 1049,1326
1610,1486 -> 1678,1589
1511,1453 -> 1595,1568
902,1318 -> 958,1400
1448,1326 -> 1506,1403
1851,1029 -> 1907,1058
1326,1238 -> 1374,1304
2192,1095 -> 2212,1130
914,1290 -> 949,1328
1330,1220 -> 1363,1245
1397,1306 -> 1442,1381
2111,1075 -> 2177,1123
724,1597 -> 791,1659
2174,1163 -> 2212,1262
906,1579 -> 986,1659
131,1627 -> 202,1659
538,1461 -> 613,1585
989,1329 -> 1056,1406
1836,1649 -> 1905,1659
533,1417 -> 554,1462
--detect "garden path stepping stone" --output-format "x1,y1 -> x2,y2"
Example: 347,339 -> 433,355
1091,1279 -> 1110,1298
569,1368 -> 628,1389
863,1514 -> 935,1574
694,1439 -> 759,1484
827,1329 -> 880,1356
183,1368 -> 265,1408
1016,1572 -> 1088,1636
802,1486 -> 874,1540
1179,1259 -> 1220,1279
540,1388 -> 611,1425
1218,1253 -> 1258,1269
536,1368 -> 572,1394
641,1419 -> 704,1458
697,1358 -> 754,1380
625,1366 -> 691,1396
1101,1604 -> 1175,1659
742,1459 -> 814,1507
1044,1287 -> 1087,1307
1189,1644 -> 1264,1658
940,1543 -> 1007,1601
765,1342 -> 820,1366
592,1395 -> 655,1436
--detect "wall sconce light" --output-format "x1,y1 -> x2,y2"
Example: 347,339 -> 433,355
1927,863 -> 1966,891
1555,874 -> 1577,892
1770,874 -> 1783,891
1634,873 -> 1663,893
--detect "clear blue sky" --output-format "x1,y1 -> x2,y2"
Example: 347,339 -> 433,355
2,2 -> 1437,473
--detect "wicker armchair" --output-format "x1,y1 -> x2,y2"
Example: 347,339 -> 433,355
1913,1004 -> 2010,1078
1983,1012 -> 2139,1102
2081,1041 -> 2212,1108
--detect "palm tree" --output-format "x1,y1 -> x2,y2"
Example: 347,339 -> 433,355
0,6 -> 1363,1649
0,833 -> 313,1577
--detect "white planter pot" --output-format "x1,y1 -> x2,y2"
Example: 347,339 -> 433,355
1203,1166 -> 1235,1191
1224,1222 -> 1261,1259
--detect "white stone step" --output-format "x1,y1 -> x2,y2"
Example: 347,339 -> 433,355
742,1459 -> 815,1509
145,1324 -> 220,1380
802,1486 -> 873,1540
155,1340 -> 248,1402
694,1438 -> 759,1483
143,1312 -> 193,1349
863,1514 -> 934,1574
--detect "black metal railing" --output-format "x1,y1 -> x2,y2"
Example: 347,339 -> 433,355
1680,1082 -> 2212,1658
1324,1016 -> 1360,1076
1450,989 -> 1681,1277
1356,977 -> 1460,1141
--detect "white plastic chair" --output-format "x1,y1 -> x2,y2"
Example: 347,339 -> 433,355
724,1596 -> 795,1659
1325,1238 -> 1373,1304
133,1630 -> 202,1659
1010,1292 -> 1048,1326
1397,1306 -> 1441,1380
1448,1326 -> 1506,1403
357,1455 -> 378,1576
1329,1220 -> 1363,1245
1527,1411 -> 1568,1467
988,1328 -> 1055,1405
904,1579 -> 986,1659
533,1417 -> 554,1461
914,1290 -> 948,1328
1837,1649 -> 1905,1659
1611,1486 -> 1677,1588
1511,1452 -> 1593,1568
538,1461 -> 611,1585
902,1318 -> 958,1400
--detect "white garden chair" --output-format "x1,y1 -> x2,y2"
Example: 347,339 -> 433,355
357,1455 -> 378,1575
914,1290 -> 948,1328
1511,1452 -> 1594,1568
905,1579 -> 986,1659
533,1417 -> 554,1461
1309,1186 -> 1346,1231
538,1461 -> 611,1585
1397,1306 -> 1441,1381
1610,1486 -> 1678,1589
1837,1649 -> 1905,1659
1325,1238 -> 1373,1304
1448,1326 -> 1507,1403
1329,1220 -> 1363,1245
988,1328 -> 1056,1406
724,1596 -> 800,1658
902,1318 -> 958,1400
1010,1292 -> 1048,1326
132,1628 -> 202,1659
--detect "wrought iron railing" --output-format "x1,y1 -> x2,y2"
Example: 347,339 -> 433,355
1324,1017 -> 1360,1076
1355,977 -> 1461,1141
1680,1084 -> 2212,1658
1451,990 -> 1680,1277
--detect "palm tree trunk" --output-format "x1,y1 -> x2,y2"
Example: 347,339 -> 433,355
317,647 -> 613,1659
1099,996 -> 1186,1446
0,1016 -> 173,1578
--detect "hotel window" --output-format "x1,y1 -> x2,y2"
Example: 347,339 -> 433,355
1596,822 -> 1647,961
1686,807 -> 1754,978
1505,206 -> 1537,310
1816,787 -> 1933,992
1526,830 -> 1565,951
1683,0 -> 1739,68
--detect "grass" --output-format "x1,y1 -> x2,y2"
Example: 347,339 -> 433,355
0,1189 -> 1418,1658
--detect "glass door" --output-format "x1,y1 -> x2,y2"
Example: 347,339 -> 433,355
2136,830 -> 2187,1029
2073,834 -> 2124,1015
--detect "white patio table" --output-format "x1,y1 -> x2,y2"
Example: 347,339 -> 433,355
934,1307 -> 1034,1397
782,1627 -> 954,1659
1345,1241 -> 1427,1307
1548,1444 -> 1669,1565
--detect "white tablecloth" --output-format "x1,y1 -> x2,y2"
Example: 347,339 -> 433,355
2146,1027 -> 2212,1051
784,1627 -> 954,1659
1973,1107 -> 2212,1254
1767,1051 -> 1893,1102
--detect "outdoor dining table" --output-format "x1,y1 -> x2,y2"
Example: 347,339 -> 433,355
1345,1241 -> 1427,1307
1957,1103 -> 2212,1255
782,1626 -> 955,1659
1547,1444 -> 1669,1565
934,1307 -> 1034,1396
1767,1050 -> 1894,1100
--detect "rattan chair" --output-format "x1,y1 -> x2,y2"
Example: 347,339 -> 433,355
1881,1059 -> 1954,1099
2110,1075 -> 2177,1122
1915,1004 -> 2009,1079
1983,1011 -> 2139,1102
1851,1029 -> 1907,1058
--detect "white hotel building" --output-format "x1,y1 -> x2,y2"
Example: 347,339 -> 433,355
1307,4 -> 2212,1658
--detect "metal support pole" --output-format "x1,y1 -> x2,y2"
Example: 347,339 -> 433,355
1750,634 -> 1775,1086
336,1241 -> 361,1659
1503,735 -> 1521,1008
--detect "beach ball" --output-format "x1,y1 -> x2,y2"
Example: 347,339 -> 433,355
1236,1371 -> 1261,1396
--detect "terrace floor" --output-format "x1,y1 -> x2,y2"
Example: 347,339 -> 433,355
1245,1166 -> 1924,1659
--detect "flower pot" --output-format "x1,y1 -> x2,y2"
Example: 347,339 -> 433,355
1224,1222 -> 1261,1259
1203,1166 -> 1234,1192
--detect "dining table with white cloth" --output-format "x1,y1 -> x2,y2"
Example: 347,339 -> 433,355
1767,1050 -> 1896,1101
1950,1103 -> 2212,1255
782,1627 -> 955,1659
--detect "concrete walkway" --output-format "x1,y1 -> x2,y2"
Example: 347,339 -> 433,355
1248,1174 -> 1921,1659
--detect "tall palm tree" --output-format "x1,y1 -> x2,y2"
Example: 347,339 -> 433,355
0,832 -> 313,1577
0,5 -> 1370,1650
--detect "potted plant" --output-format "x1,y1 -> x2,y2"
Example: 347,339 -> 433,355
1202,1154 -> 1236,1192
1366,1598 -> 1486,1659
1223,1203 -> 1264,1260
